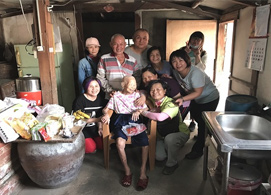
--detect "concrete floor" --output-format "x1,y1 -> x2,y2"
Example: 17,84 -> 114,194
15,126 -> 216,195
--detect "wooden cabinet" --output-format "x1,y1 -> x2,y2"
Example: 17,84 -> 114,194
0,79 -> 16,100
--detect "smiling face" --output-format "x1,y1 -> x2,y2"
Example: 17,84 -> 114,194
171,56 -> 188,73
142,70 -> 158,86
149,49 -> 162,65
110,35 -> 126,55
86,80 -> 100,97
150,83 -> 166,101
133,31 -> 149,50
87,45 -> 100,57
122,76 -> 137,94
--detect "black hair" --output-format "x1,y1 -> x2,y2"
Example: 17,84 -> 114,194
147,80 -> 170,97
189,31 -> 204,44
147,46 -> 163,63
142,66 -> 158,76
169,48 -> 191,68
138,66 -> 158,90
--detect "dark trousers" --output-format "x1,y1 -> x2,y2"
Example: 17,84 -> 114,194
190,97 -> 219,153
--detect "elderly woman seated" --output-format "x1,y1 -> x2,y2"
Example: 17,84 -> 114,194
101,76 -> 149,191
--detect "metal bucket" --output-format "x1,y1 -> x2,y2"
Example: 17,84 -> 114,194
15,77 -> 42,105
228,163 -> 262,195
15,77 -> 41,92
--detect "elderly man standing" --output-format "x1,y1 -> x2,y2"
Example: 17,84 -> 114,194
97,34 -> 140,99
125,28 -> 151,70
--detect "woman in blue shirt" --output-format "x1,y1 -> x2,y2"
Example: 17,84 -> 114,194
78,37 -> 101,93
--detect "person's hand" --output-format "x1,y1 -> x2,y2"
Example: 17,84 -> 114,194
138,107 -> 149,114
161,74 -> 172,79
175,97 -> 184,107
134,94 -> 146,107
109,90 -> 116,97
184,41 -> 191,53
132,111 -> 140,121
193,45 -> 202,57
98,128 -> 103,136
101,114 -> 110,124
86,118 -> 94,124
150,107 -> 160,112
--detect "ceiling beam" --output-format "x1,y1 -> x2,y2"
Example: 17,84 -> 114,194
230,0 -> 257,7
191,0 -> 204,9
148,1 -> 221,19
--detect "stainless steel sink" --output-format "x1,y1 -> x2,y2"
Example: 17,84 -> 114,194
216,114 -> 271,140
203,112 -> 271,159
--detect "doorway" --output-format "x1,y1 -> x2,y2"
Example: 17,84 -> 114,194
215,21 -> 234,111
166,19 -> 217,79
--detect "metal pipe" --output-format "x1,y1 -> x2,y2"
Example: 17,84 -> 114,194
220,152 -> 231,195
36,0 -> 43,50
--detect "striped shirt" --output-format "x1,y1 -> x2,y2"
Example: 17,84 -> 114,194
97,52 -> 140,99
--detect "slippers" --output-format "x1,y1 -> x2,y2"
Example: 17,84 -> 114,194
121,174 -> 132,187
136,176 -> 149,191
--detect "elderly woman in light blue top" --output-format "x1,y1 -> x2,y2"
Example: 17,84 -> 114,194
169,48 -> 219,160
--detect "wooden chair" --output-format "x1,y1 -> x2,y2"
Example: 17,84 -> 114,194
102,109 -> 157,171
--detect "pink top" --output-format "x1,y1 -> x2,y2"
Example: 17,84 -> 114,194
106,91 -> 147,114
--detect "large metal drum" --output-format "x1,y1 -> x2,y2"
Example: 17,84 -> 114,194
17,132 -> 85,188
15,76 -> 42,105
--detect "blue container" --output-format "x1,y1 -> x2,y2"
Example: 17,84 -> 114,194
225,94 -> 258,112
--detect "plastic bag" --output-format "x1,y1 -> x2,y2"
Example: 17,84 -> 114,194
0,120 -> 19,143
121,122 -> 147,136
36,104 -> 65,122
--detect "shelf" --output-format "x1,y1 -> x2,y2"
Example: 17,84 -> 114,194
12,125 -> 84,143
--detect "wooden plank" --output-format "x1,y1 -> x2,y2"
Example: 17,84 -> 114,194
220,10 -> 239,23
229,76 -> 256,90
34,0 -> 58,105
134,12 -> 140,30
250,70 -> 259,96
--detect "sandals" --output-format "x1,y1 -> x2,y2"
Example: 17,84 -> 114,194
121,174 -> 149,190
136,176 -> 149,191
121,174 -> 132,187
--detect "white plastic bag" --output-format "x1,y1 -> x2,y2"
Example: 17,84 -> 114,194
36,104 -> 65,122
0,120 -> 19,143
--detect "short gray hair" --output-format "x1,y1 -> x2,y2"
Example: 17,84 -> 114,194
110,33 -> 125,43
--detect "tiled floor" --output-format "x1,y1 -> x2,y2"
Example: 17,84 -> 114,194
15,127 -> 216,195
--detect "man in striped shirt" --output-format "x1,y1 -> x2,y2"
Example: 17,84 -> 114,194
97,34 -> 141,100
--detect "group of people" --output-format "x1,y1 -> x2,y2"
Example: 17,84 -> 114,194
72,29 -> 220,191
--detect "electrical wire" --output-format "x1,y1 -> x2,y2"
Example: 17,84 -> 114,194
53,0 -> 73,7
18,0 -> 32,37
25,39 -> 35,55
